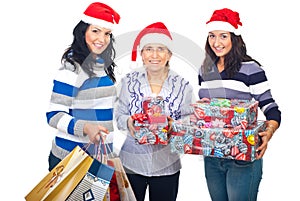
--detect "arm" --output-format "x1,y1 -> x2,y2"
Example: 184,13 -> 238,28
46,68 -> 80,135
248,66 -> 281,158
46,68 -> 109,144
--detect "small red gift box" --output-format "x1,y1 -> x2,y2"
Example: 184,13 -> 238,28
131,96 -> 168,145
142,96 -> 167,124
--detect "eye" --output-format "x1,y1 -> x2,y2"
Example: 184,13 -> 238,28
157,47 -> 165,52
92,28 -> 99,33
221,34 -> 229,39
144,47 -> 153,52
208,34 -> 215,39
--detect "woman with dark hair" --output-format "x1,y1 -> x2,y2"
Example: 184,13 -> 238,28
46,2 -> 120,171
199,8 -> 281,201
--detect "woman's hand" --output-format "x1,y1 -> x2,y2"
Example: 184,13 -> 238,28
127,117 -> 136,138
167,116 -> 174,139
83,122 -> 109,144
256,120 -> 278,159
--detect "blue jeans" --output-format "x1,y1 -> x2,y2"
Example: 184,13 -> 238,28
48,151 -> 61,171
204,157 -> 263,201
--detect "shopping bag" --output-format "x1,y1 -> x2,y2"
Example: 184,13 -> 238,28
66,157 -> 115,201
25,145 -> 93,201
108,157 -> 137,201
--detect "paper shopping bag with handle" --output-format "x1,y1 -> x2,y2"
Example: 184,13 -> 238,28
65,157 -> 115,201
25,145 -> 93,201
108,157 -> 137,201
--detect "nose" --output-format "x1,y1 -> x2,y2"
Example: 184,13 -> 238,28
97,32 -> 107,42
152,50 -> 158,57
213,36 -> 221,47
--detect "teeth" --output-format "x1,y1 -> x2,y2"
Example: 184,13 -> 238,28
94,43 -> 103,48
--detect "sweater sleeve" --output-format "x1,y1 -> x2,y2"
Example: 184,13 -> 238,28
46,68 -> 81,135
248,65 -> 281,126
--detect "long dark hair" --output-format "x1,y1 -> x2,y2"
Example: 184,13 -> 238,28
61,21 -> 117,83
202,33 -> 261,78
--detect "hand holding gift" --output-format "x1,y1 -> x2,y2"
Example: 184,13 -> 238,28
256,120 -> 279,159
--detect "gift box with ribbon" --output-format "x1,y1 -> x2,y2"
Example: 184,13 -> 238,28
188,98 -> 258,129
131,96 -> 168,145
170,120 -> 266,161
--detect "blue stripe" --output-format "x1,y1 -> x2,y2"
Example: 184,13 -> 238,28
46,111 -> 57,123
248,71 -> 267,85
70,108 -> 113,121
265,107 -> 281,124
68,119 -> 75,134
222,71 -> 267,86
55,137 -> 84,152
53,80 -> 78,97
80,76 -> 113,90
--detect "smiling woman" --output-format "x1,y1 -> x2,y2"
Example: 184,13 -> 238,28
45,1 -> 121,172
198,8 -> 281,201
114,22 -> 195,201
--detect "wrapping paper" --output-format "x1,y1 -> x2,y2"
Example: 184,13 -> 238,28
188,98 -> 258,129
132,96 -> 168,145
170,120 -> 266,161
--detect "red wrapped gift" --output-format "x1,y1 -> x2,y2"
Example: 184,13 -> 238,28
142,96 -> 167,124
200,120 -> 266,161
170,120 -> 266,161
170,121 -> 204,154
189,98 -> 258,129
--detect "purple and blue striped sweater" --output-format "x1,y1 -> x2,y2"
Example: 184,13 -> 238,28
198,61 -> 281,124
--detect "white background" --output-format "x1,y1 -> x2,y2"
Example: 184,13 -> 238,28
1,0 -> 298,200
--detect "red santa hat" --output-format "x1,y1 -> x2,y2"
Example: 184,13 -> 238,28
131,22 -> 173,62
81,2 -> 120,30
206,8 -> 242,35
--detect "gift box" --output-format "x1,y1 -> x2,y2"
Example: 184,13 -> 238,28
170,120 -> 204,154
133,120 -> 168,145
131,96 -> 168,145
142,96 -> 167,124
201,120 -> 265,161
170,120 -> 266,161
188,98 -> 258,129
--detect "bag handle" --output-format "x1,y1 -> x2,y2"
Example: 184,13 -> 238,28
82,132 -> 116,163
98,133 -> 118,160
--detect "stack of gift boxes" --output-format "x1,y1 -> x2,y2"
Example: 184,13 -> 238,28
131,96 -> 169,145
169,98 -> 266,161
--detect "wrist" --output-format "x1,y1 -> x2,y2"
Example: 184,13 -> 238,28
266,124 -> 276,136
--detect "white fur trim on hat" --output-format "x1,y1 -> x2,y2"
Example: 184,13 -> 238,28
206,21 -> 241,35
81,14 -> 115,30
139,33 -> 173,50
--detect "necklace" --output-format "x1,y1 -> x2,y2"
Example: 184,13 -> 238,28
148,71 -> 168,94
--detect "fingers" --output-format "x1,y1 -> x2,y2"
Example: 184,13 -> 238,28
127,117 -> 136,137
255,130 -> 270,159
84,123 -> 110,144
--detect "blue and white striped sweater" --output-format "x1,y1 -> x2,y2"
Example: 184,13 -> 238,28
46,62 -> 116,159
198,61 -> 281,124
